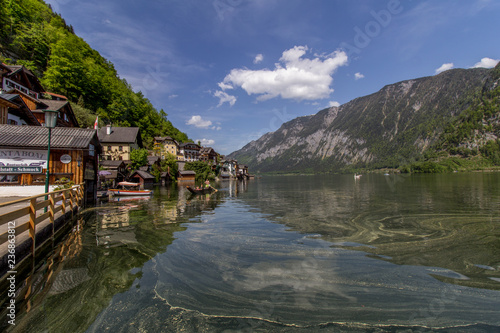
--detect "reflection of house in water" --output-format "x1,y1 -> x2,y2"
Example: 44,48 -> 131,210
97,209 -> 138,247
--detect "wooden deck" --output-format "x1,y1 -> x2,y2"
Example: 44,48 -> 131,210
0,185 -> 84,279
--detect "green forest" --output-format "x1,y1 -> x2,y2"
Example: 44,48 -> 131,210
0,0 -> 189,147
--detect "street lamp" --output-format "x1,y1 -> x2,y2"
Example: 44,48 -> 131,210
43,110 -> 58,199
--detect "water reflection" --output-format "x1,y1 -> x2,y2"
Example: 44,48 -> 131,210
240,174 -> 500,291
2,184 -> 224,332
2,176 -> 499,332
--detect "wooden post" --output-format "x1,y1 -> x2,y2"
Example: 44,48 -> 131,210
49,193 -> 55,236
61,190 -> 67,214
29,198 -> 37,259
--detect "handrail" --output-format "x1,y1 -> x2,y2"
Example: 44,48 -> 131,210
0,184 -> 85,275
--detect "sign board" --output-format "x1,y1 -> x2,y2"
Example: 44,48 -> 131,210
60,154 -> 72,164
0,149 -> 47,168
0,166 -> 43,174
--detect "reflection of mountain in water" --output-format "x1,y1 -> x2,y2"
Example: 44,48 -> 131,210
239,174 -> 500,291
9,185 -> 225,333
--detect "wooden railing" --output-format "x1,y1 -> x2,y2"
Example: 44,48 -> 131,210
0,185 -> 84,275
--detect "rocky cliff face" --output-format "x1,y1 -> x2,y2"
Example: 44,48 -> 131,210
230,67 -> 497,172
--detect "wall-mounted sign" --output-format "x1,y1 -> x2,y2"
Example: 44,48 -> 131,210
60,154 -> 72,164
0,166 -> 43,174
0,149 -> 47,168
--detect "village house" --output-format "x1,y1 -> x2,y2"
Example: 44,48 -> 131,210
98,125 -> 143,161
177,170 -> 196,183
1,64 -> 79,128
154,136 -> 183,160
199,147 -> 218,164
220,160 -> 238,179
179,142 -> 200,162
130,170 -> 155,189
99,160 -> 127,188
0,93 -> 40,126
139,156 -> 161,173
1,64 -> 44,100
0,125 -> 102,201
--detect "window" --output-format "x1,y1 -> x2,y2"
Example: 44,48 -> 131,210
118,156 -> 123,161
0,175 -> 20,184
8,119 -> 18,125
119,146 -> 123,152
33,175 -> 46,184
108,146 -> 112,151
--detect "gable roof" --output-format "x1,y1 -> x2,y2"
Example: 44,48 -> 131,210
4,65 -> 45,93
179,170 -> 196,176
0,125 -> 101,150
37,99 -> 79,127
99,160 -> 126,169
154,136 -> 173,142
2,94 -> 41,126
147,156 -> 161,165
98,126 -> 142,146
130,170 -> 155,180
0,94 -> 19,108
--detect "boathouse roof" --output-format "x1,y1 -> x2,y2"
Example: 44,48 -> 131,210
0,124 -> 101,150
130,170 -> 155,180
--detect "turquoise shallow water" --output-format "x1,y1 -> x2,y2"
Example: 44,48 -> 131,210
4,173 -> 500,332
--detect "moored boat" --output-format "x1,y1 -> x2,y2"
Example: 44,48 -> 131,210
109,182 -> 153,196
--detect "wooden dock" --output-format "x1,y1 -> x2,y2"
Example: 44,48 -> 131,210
0,185 -> 84,279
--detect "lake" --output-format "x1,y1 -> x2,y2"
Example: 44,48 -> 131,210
4,173 -> 500,332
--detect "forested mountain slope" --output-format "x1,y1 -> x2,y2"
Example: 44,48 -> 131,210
0,0 -> 188,146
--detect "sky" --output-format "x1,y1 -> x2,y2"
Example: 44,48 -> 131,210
43,0 -> 500,155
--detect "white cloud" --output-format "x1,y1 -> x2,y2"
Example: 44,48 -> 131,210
218,82 -> 233,90
186,115 -> 212,129
214,90 -> 237,107
254,53 -> 264,64
354,72 -> 364,80
199,138 -> 215,146
168,94 -> 178,99
329,101 -> 340,107
220,45 -> 348,102
435,63 -> 454,74
472,57 -> 500,69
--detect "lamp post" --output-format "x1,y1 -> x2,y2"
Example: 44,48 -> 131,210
43,110 -> 58,202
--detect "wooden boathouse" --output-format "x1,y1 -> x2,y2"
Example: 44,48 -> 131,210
0,125 -> 102,203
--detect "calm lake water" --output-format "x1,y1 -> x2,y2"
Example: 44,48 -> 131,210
5,173 -> 500,332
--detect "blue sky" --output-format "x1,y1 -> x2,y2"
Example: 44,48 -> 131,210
44,0 -> 500,155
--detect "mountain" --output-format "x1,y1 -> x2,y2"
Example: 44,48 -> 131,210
0,0 -> 189,147
229,65 -> 500,173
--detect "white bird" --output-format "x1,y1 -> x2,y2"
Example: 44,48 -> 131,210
354,174 -> 362,179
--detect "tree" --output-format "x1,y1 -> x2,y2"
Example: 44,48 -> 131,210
184,161 -> 215,183
130,148 -> 149,171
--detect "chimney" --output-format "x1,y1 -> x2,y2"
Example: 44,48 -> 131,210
106,124 -> 112,135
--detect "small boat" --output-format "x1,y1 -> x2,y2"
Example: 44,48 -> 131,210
186,186 -> 216,195
108,182 -> 153,196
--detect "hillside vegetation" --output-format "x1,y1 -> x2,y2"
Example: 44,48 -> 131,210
0,0 -> 189,147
